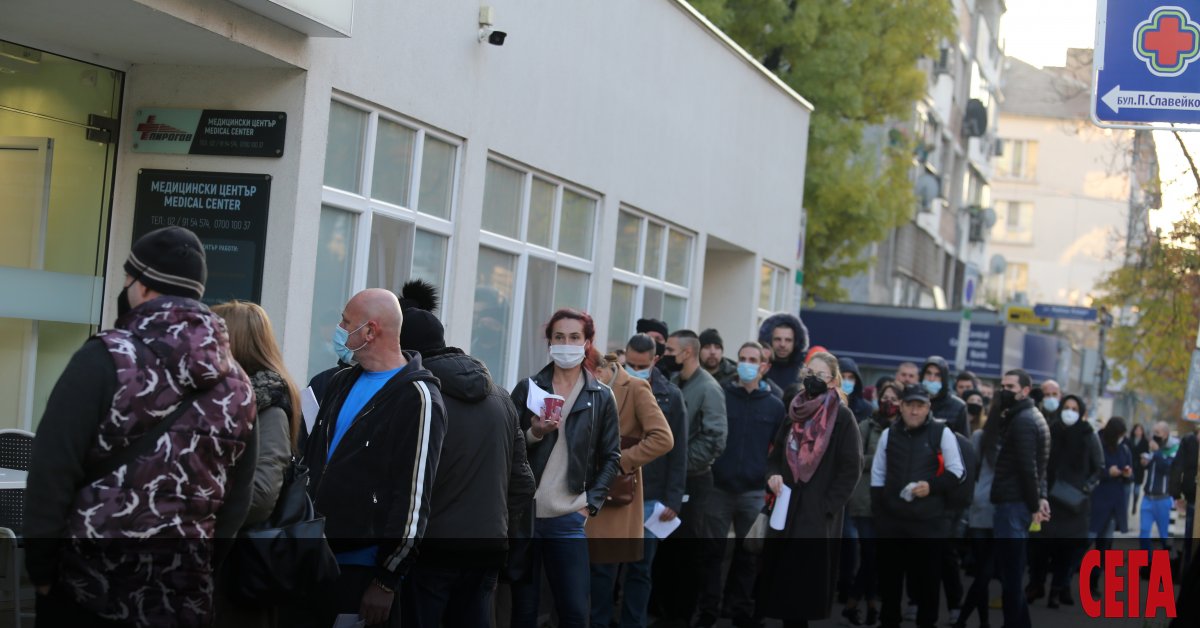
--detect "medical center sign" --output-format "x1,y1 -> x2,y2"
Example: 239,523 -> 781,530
1094,1 -> 1200,126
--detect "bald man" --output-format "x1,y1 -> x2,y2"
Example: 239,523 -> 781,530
302,289 -> 447,628
1040,379 -> 1062,415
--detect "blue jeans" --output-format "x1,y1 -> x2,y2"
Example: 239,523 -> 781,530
699,489 -> 763,621
993,502 -> 1032,628
1140,495 -> 1173,552
591,501 -> 661,628
511,513 -> 590,628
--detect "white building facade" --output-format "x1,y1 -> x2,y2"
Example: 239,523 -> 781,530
0,0 -> 812,430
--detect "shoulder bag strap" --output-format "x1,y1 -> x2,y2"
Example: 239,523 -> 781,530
84,391 -> 200,485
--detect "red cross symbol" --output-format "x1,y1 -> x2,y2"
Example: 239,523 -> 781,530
1143,16 -> 1196,67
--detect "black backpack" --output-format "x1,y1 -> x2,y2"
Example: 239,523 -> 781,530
928,419 -> 977,512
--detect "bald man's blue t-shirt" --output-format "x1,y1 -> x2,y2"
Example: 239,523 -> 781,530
327,363 -> 404,566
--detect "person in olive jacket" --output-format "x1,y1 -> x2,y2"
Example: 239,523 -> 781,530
509,308 -> 621,628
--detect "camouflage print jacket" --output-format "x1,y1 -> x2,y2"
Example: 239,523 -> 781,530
30,297 -> 257,628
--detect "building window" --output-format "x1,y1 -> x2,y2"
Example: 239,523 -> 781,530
992,200 -> 1034,244
758,263 -> 788,315
1004,262 -> 1029,301
995,139 -> 1038,180
474,155 -> 600,385
309,97 -> 460,379
607,208 -> 694,351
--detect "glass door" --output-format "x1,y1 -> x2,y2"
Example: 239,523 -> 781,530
0,41 -> 122,430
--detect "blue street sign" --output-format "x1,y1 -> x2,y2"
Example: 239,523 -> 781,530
1033,304 -> 1099,321
1094,1 -> 1200,126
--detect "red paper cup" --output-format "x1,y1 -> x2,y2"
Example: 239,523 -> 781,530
543,395 -> 565,420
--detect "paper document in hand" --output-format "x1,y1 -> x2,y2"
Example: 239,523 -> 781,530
301,386 -> 320,435
525,378 -> 553,416
769,485 -> 791,530
643,501 -> 683,539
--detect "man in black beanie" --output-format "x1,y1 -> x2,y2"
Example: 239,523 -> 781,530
26,226 -> 259,628
636,318 -> 670,376
698,327 -> 737,386
396,300 -> 535,628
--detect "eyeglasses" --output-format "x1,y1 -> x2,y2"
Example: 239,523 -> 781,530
799,368 -> 833,383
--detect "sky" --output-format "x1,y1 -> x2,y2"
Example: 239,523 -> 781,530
1002,0 -> 1198,235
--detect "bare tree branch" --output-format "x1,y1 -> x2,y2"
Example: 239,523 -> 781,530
1171,128 -> 1200,193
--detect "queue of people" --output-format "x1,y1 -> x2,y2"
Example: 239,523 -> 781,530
21,226 -> 1199,628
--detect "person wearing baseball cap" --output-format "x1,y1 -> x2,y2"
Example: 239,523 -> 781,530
26,226 -> 259,627
870,383 -> 965,628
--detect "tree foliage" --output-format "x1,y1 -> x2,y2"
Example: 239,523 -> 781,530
1096,208 -> 1200,421
691,0 -> 955,300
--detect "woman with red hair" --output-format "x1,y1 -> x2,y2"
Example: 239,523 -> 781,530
509,308 -> 621,627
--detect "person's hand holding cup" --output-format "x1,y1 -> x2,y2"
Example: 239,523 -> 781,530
532,395 -> 566,438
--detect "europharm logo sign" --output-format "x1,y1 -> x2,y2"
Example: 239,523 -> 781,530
1079,550 -> 1177,619
1094,1 -> 1200,127
130,108 -> 287,158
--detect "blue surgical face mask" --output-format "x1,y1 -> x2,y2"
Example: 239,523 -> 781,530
841,380 -> 856,395
1043,397 -> 1060,413
332,320 -> 368,364
625,365 -> 652,380
737,361 -> 760,383
922,379 -> 943,395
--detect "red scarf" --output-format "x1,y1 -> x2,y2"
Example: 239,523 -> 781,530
785,389 -> 840,483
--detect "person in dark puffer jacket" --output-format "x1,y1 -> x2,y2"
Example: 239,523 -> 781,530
983,369 -> 1050,628
26,227 -> 258,628
395,293 -> 537,627
757,313 -> 810,392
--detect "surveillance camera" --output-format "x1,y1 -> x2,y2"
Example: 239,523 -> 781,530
488,30 -> 507,46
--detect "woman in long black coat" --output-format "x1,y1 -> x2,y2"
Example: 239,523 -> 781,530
757,352 -> 863,628
1036,394 -> 1103,607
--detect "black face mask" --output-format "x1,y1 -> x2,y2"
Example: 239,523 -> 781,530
803,375 -> 829,398
1154,435 -> 1167,447
967,402 -> 984,416
658,354 -> 682,374
998,389 -> 1017,410
116,285 -> 132,320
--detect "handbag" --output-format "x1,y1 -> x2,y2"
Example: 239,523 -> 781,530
605,436 -> 642,507
743,511 -> 769,555
1049,480 -> 1087,513
227,460 -> 340,604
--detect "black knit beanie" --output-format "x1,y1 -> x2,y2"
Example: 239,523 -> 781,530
636,318 -> 669,338
699,328 -> 724,349
401,308 -> 446,355
124,227 -> 207,300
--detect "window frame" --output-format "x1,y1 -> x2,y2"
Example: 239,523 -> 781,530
476,153 -> 602,386
608,206 -> 694,349
321,94 -> 461,314
757,261 -> 788,321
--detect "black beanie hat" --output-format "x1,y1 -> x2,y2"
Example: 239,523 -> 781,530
636,318 -> 669,338
699,328 -> 724,349
124,227 -> 207,300
401,309 -> 446,355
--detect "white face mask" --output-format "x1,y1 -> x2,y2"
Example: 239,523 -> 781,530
1061,409 -> 1081,426
549,344 -> 586,369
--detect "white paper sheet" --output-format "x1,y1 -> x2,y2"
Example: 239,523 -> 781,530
301,386 -> 320,435
643,501 -> 683,539
525,378 -> 553,416
331,614 -> 365,628
769,485 -> 791,531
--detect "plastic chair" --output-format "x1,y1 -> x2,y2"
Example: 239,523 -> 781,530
0,430 -> 35,471
0,430 -> 33,627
